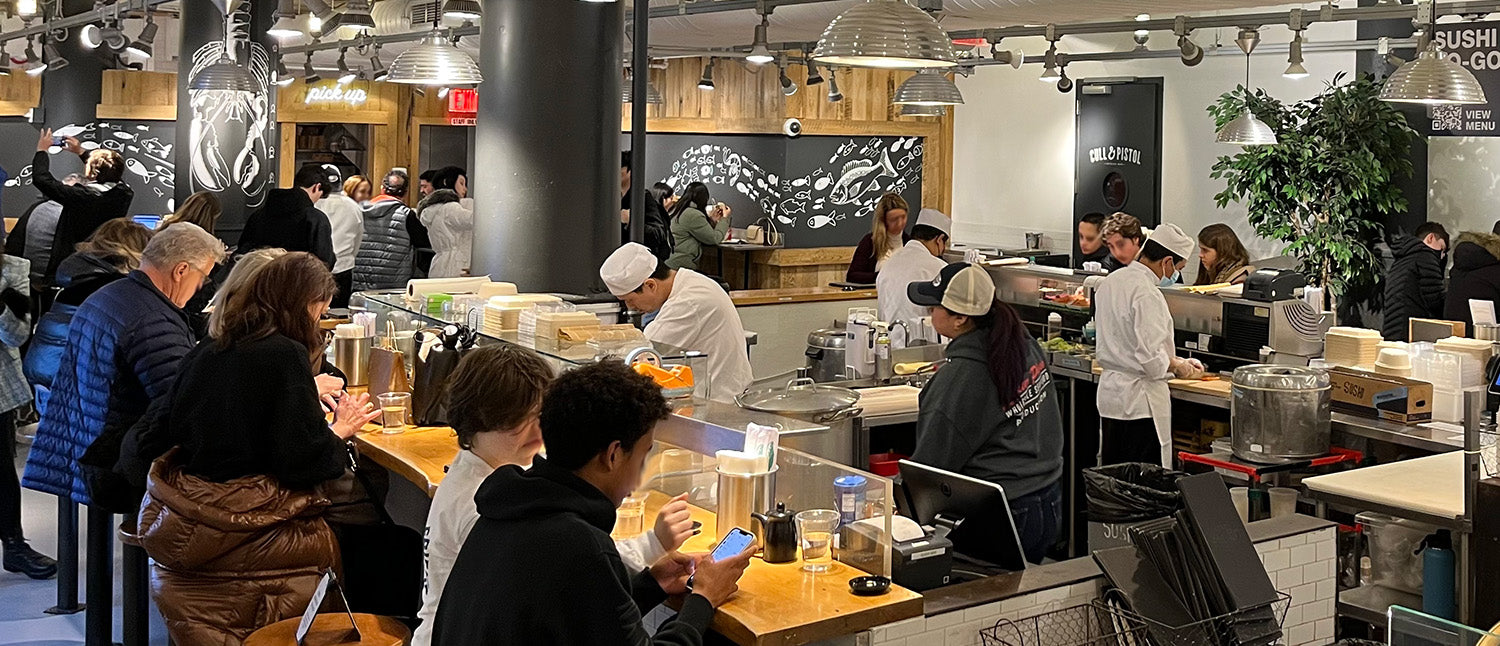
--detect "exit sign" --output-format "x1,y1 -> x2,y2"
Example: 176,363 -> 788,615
448,88 -> 478,114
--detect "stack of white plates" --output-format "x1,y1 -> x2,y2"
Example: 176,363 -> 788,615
1325,327 -> 1383,368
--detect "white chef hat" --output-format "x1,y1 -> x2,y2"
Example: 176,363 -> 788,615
914,208 -> 952,236
600,243 -> 659,297
1146,223 -> 1196,261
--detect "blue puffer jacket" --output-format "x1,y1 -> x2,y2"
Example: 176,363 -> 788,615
22,270 -> 194,505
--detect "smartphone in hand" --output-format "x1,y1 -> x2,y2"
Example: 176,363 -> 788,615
709,527 -> 756,562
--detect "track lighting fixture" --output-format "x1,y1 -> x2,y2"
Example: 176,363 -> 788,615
746,13 -> 774,66
16,0 -> 35,18
827,69 -> 843,102
1056,66 -> 1073,93
337,48 -> 356,84
1178,36 -> 1204,66
805,58 -> 825,85
41,42 -> 65,73
438,86 -> 450,99
990,44 -> 1023,69
1285,31 -> 1309,79
268,0 -> 303,41
779,62 -> 797,96
303,55 -> 321,84
1217,28 -> 1277,146
275,59 -> 294,86
1132,30 -> 1149,50
125,17 -> 156,60
371,50 -> 389,82
24,39 -> 43,76
1039,44 -> 1061,83
698,58 -> 715,90
302,0 -> 337,36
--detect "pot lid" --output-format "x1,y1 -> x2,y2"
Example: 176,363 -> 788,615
737,377 -> 861,415
1232,364 -> 1329,390
807,328 -> 847,349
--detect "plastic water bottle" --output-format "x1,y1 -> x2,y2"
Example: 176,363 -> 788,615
1047,312 -> 1062,341
1421,530 -> 1457,620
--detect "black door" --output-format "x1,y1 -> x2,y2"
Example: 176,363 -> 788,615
1073,78 -> 1164,262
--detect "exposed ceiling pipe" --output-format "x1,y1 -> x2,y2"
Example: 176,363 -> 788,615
961,36 -> 1420,68
640,0 -> 841,21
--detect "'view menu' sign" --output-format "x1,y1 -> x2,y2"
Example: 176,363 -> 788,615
1431,22 -> 1500,136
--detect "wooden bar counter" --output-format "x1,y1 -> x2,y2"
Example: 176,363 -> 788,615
353,427 -> 923,645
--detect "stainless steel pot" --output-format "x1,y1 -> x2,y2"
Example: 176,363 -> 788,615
1230,365 -> 1331,464
805,329 -> 848,383
736,378 -> 863,466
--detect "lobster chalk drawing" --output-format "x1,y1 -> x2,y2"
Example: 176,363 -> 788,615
186,0 -> 274,208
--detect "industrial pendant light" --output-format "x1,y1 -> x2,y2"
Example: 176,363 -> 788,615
892,69 -> 962,106
1381,1 -> 1486,105
812,0 -> 957,70
442,0 -> 482,22
746,14 -> 775,66
901,103 -> 946,117
387,28 -> 483,85
1216,29 -> 1277,146
267,0 -> 303,41
332,0 -> 375,36
190,55 -> 256,92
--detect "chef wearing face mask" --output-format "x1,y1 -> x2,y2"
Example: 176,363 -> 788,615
600,243 -> 754,402
1094,223 -> 1202,468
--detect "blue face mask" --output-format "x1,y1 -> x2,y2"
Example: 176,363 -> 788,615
1159,270 -> 1180,288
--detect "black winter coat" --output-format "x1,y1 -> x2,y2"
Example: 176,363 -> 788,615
353,197 -> 415,291
31,150 -> 134,279
1382,235 -> 1447,341
433,457 -> 714,646
622,190 -> 674,262
22,252 -> 127,390
238,188 -> 337,269
1445,232 -> 1500,332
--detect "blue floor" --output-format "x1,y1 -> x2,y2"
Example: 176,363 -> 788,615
0,429 -> 170,646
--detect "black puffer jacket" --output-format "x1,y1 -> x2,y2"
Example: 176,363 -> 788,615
353,197 -> 414,291
238,189 -> 336,270
1383,235 -> 1447,341
1444,232 -> 1500,332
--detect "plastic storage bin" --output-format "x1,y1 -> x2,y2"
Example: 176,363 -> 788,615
1357,511 -> 1437,594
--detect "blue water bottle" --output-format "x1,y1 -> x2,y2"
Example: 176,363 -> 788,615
1421,530 -> 1456,620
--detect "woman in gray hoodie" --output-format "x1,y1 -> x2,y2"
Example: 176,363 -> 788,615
907,263 -> 1065,564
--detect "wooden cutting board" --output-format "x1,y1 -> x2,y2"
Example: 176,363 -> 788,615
854,385 -> 921,418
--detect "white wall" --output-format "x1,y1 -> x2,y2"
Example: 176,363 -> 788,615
952,19 -> 1357,277
1430,137 -> 1500,236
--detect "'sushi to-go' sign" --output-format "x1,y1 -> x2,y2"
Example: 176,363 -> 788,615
1431,22 -> 1500,136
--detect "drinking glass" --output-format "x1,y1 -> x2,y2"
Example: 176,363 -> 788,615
1269,487 -> 1299,518
377,392 -> 411,434
795,509 -> 840,573
612,494 -> 646,539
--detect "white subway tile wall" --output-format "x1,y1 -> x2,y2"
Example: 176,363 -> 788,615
865,527 -> 1338,646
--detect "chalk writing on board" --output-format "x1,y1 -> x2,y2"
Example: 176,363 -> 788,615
659,136 -> 923,231
4,122 -> 176,201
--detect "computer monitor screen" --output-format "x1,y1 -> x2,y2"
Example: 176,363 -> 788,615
131,214 -> 163,230
897,459 -> 1027,572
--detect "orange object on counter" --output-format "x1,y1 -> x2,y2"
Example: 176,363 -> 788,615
632,362 -> 694,391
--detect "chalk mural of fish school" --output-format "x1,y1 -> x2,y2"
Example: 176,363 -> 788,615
2,120 -> 177,216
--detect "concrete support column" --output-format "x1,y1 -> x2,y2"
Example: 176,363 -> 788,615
470,0 -> 623,293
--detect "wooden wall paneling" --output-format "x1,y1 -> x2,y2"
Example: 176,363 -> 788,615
0,73 -> 40,115
97,70 -> 177,120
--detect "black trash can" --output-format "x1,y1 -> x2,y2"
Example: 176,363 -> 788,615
1084,463 -> 1187,550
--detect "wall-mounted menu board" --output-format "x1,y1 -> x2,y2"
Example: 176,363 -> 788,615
627,132 -> 924,248
0,119 -> 176,222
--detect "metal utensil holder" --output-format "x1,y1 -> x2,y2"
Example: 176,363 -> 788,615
716,466 -> 777,543
333,335 -> 372,386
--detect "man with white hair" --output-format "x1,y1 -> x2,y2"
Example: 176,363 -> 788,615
23,223 -> 225,642
600,242 -> 752,401
876,208 -> 952,348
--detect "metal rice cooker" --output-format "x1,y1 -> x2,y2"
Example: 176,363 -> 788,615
736,377 -> 863,467
805,329 -> 847,383
1230,365 -> 1331,464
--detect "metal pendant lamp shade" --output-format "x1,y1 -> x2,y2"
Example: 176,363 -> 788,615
1380,42 -> 1487,105
442,0 -> 482,21
901,103 -> 946,117
1216,108 -> 1278,146
892,69 -> 962,105
387,30 -> 483,85
190,55 -> 257,92
812,0 -> 957,69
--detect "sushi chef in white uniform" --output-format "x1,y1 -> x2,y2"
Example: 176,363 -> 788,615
1094,223 -> 1203,468
876,208 -> 951,349
601,242 -> 754,402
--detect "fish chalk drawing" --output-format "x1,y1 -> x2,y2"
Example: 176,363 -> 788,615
829,150 -> 897,204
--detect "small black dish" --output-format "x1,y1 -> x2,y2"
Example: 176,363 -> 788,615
848,575 -> 891,596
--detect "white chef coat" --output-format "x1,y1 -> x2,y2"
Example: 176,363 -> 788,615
1094,261 -> 1176,467
645,268 -> 754,402
412,450 -> 666,646
315,194 -> 365,274
876,240 -> 948,349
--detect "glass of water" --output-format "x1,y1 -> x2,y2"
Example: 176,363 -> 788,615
795,509 -> 840,573
612,494 -> 647,539
376,392 -> 411,434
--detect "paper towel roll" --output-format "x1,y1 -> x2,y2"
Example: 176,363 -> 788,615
334,323 -> 367,339
405,277 -> 492,300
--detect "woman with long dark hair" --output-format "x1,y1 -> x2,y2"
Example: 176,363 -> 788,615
418,166 -> 474,278
1194,223 -> 1252,285
666,181 -> 732,272
906,263 -> 1064,564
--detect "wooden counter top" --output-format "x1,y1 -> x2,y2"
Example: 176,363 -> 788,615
641,491 -> 923,646
354,425 -> 458,497
730,286 -> 878,307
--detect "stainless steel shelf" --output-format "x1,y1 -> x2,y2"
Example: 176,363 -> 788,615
1339,585 -> 1422,628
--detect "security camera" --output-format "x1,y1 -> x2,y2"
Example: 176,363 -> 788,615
783,118 -> 803,137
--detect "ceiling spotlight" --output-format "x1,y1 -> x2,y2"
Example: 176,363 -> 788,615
337,48 -> 356,84
438,86 -> 450,99
1039,44 -> 1061,82
1285,31 -> 1309,79
275,59 -> 294,86
1179,35 -> 1204,66
16,0 -> 36,18
125,18 -> 156,60
827,69 -> 843,102
442,0 -> 482,22
698,58 -> 715,90
0,55 -> 11,77
812,0 -> 958,69
371,51 -> 388,82
267,0 -> 304,40
779,63 -> 798,96
746,14 -> 775,66
805,58 -> 825,85
302,0 -> 338,35
1057,66 -> 1073,93
303,55 -> 321,84
24,39 -> 43,75
990,45 -> 1023,69
41,42 -> 66,73
1135,13 -> 1151,22
80,24 -> 102,50
1133,30 -> 1150,49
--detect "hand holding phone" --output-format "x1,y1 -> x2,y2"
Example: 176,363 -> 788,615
709,527 -> 756,563
692,528 -> 756,607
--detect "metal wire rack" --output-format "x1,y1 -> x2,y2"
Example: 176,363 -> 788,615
1096,591 -> 1292,646
980,601 -> 1147,646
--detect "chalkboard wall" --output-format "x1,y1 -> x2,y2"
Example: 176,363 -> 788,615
626,132 -> 924,248
0,119 -> 176,225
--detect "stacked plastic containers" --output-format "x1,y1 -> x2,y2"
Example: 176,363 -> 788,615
1412,338 -> 1492,423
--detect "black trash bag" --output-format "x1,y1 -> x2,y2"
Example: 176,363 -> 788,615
1084,462 -> 1188,523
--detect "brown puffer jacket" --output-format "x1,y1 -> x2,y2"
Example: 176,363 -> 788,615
137,450 -> 339,645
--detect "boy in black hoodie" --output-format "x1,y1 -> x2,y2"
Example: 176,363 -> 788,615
432,360 -> 752,646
